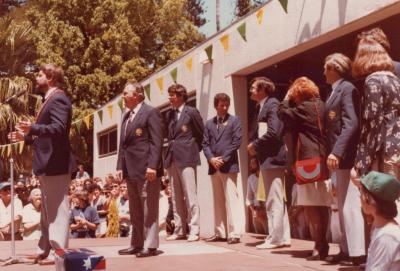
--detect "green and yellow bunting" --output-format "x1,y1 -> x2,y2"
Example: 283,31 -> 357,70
12,143 -> 18,154
279,0 -> 288,13
117,98 -> 124,113
144,84 -> 151,101
204,44 -> 213,63
6,144 -> 11,157
97,110 -> 103,124
75,120 -> 83,133
156,77 -> 164,94
1,145 -> 6,157
19,141 -> 24,154
237,22 -> 247,42
256,8 -> 264,25
107,105 -> 113,119
185,57 -> 193,72
220,34 -> 230,54
256,172 -> 266,201
84,114 -> 91,129
170,67 -> 178,83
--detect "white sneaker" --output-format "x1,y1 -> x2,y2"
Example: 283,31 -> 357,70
256,241 -> 289,250
165,234 -> 186,241
187,235 -> 199,242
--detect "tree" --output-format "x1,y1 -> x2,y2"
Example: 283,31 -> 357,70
235,0 -> 266,19
185,0 -> 206,27
216,0 -> 220,31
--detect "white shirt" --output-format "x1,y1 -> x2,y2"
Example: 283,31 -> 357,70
44,87 -> 58,100
175,103 -> 185,121
127,101 -> 143,122
258,97 -> 268,115
0,197 -> 23,228
366,223 -> 400,271
22,203 -> 41,240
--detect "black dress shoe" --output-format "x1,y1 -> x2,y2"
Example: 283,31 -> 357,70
136,248 -> 157,258
325,251 -> 349,264
205,235 -> 227,242
351,255 -> 366,266
307,249 -> 327,261
118,247 -> 143,255
227,237 -> 240,244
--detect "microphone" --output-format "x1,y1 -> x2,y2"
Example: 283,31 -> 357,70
3,89 -> 27,104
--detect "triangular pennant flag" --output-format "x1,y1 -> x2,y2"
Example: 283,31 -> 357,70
237,23 -> 247,42
156,77 -> 164,94
19,141 -> 24,154
256,8 -> 264,25
0,146 -> 5,157
144,84 -> 151,101
6,144 -> 11,157
117,98 -> 124,113
75,120 -> 83,133
185,58 -> 193,72
219,34 -> 230,54
279,0 -> 288,13
107,105 -> 113,119
97,110 -> 103,124
84,114 -> 91,129
170,67 -> 178,83
204,44 -> 213,63
256,173 -> 266,201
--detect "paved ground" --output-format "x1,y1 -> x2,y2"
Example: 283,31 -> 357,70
0,234 -> 363,271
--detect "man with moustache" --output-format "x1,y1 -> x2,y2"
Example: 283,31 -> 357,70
203,93 -> 243,244
9,63 -> 76,264
116,81 -> 163,257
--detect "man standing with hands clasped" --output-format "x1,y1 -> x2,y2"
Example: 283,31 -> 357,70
203,93 -> 243,244
116,81 -> 163,258
9,63 -> 76,265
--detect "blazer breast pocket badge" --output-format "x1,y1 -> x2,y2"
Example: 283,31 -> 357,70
181,125 -> 188,133
328,110 -> 336,120
135,128 -> 143,136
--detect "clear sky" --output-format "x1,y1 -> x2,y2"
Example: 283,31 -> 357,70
199,0 -> 237,37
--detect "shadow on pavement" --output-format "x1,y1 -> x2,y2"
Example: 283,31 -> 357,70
271,249 -> 312,259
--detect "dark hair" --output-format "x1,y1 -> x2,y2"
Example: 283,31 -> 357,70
168,84 -> 188,102
125,80 -> 145,101
39,64 -> 64,86
213,93 -> 230,108
362,185 -> 398,220
88,184 -> 101,194
250,77 -> 275,95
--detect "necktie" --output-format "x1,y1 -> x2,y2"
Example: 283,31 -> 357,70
124,110 -> 135,138
171,109 -> 179,131
217,117 -> 223,133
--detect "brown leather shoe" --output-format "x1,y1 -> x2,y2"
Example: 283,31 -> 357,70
205,235 -> 227,242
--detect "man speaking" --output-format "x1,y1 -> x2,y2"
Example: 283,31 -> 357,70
116,81 -> 163,258
9,63 -> 76,264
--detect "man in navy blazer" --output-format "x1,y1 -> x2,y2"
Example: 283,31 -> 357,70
164,84 -> 204,242
10,64 -> 76,263
203,93 -> 243,244
323,53 -> 365,265
116,82 -> 163,258
247,77 -> 290,249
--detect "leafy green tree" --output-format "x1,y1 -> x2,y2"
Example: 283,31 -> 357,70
235,0 -> 266,18
185,0 -> 206,27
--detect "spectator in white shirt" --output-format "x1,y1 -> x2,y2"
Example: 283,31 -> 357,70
0,182 -> 23,240
356,171 -> 400,271
75,164 -> 90,181
22,188 -> 42,240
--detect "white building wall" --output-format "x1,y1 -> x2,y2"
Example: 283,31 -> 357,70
93,0 -> 400,235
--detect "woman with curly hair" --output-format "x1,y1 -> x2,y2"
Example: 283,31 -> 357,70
278,77 -> 332,260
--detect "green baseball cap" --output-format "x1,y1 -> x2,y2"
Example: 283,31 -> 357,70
361,171 -> 400,202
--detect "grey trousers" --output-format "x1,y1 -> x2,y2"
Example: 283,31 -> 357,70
261,168 -> 291,245
168,162 -> 200,235
332,169 -> 366,257
38,174 -> 70,255
126,179 -> 160,249
211,171 -> 242,239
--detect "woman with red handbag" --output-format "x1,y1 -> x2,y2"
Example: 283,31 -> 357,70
278,77 -> 332,261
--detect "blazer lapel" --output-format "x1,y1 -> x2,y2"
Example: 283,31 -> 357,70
211,116 -> 219,140
216,114 -> 229,141
125,104 -> 145,142
174,105 -> 188,135
326,80 -> 344,108
121,111 -> 130,143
